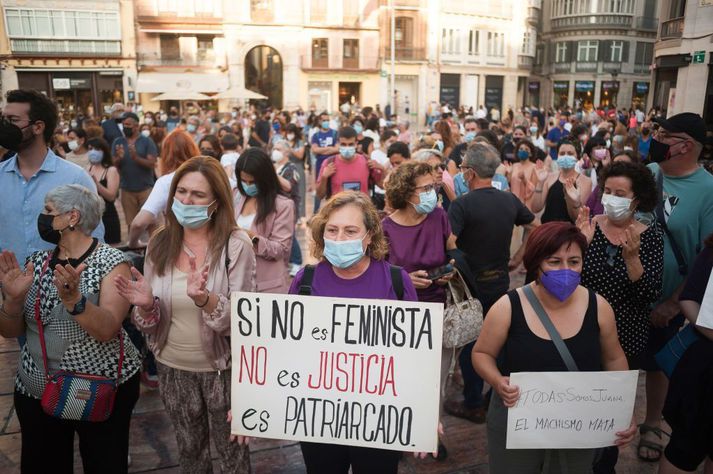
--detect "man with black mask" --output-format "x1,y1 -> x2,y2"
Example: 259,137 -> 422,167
0,89 -> 103,268
636,112 -> 713,463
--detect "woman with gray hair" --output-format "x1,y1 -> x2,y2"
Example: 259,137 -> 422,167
0,184 -> 142,473
412,148 -> 457,210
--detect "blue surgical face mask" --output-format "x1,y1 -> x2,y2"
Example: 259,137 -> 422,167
517,149 -> 530,161
412,189 -> 437,214
434,140 -> 444,152
340,146 -> 356,159
242,181 -> 259,197
464,131 -> 476,143
353,123 -> 363,134
88,149 -> 104,164
187,124 -> 197,133
321,120 -> 330,129
323,235 -> 366,269
530,126 -> 538,135
557,155 -> 577,169
171,198 -> 216,229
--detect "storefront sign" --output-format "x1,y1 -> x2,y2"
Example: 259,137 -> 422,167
507,371 -> 638,449
602,81 -> 619,91
553,81 -> 569,91
692,51 -> 705,64
575,81 -> 595,92
230,292 -> 444,453
52,78 -> 70,90
635,82 -> 649,94
528,81 -> 540,92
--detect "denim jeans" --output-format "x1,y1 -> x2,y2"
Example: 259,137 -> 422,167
290,231 -> 303,266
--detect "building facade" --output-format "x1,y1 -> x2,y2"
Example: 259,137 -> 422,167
652,0 -> 713,123
533,0 -> 658,111
0,0 -> 136,119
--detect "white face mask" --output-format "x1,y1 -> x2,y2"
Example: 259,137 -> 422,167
287,133 -> 295,141
601,193 -> 633,221
67,140 -> 79,151
271,149 -> 284,163
141,130 -> 151,138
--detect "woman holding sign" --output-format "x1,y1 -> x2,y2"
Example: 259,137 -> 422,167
288,191 -> 421,473
115,157 -> 256,474
472,222 -> 637,473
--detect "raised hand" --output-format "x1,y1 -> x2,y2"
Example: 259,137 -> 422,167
563,176 -> 580,204
576,206 -> 594,243
535,160 -> 548,183
186,257 -> 209,305
621,224 -> 641,262
53,263 -> 87,308
322,162 -> 336,178
0,251 -> 34,302
115,266 -> 154,310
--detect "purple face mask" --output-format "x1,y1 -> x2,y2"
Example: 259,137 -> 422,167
540,269 -> 581,302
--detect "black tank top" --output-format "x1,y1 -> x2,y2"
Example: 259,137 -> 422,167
541,179 -> 573,223
500,288 -> 602,375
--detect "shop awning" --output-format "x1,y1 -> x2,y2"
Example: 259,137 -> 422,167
135,73 -> 229,94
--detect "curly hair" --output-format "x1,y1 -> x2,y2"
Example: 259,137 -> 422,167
385,162 -> 433,210
598,161 -> 658,213
310,191 -> 389,261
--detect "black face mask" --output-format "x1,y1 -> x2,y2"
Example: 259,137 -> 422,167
649,137 -> 676,164
37,213 -> 63,244
0,117 -> 31,152
123,127 -> 135,138
200,148 -> 217,158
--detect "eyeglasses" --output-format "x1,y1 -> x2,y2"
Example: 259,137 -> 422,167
430,164 -> 447,172
1,115 -> 32,126
415,184 -> 436,193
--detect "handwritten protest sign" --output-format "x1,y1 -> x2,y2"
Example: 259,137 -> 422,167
230,292 -> 443,452
695,269 -> 713,330
506,370 -> 638,449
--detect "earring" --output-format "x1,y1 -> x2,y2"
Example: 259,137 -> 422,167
69,224 -> 75,231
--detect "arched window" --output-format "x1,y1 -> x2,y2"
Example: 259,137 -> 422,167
244,45 -> 283,108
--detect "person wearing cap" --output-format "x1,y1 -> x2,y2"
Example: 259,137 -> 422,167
112,112 -> 158,233
102,103 -> 125,145
637,112 -> 713,463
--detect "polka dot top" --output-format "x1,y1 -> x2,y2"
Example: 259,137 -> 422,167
582,223 -> 664,357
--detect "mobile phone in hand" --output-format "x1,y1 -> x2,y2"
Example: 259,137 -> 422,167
427,263 -> 454,280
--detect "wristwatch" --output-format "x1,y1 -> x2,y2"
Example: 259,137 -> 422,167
68,295 -> 87,316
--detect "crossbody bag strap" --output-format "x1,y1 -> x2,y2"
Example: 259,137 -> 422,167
389,265 -> 404,301
655,171 -> 688,276
522,285 -> 579,371
298,265 -> 316,295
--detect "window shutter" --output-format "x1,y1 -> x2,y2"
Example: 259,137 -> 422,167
599,40 -> 610,61
565,41 -> 574,62
622,41 -> 629,62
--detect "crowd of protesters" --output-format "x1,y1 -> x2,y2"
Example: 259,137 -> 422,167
0,87 -> 712,474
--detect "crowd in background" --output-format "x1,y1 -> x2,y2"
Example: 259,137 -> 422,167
1,87 -> 713,474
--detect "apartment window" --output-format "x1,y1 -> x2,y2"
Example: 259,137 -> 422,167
441,29 -> 461,55
521,28 -> 536,56
160,35 -> 180,60
157,0 -> 178,13
5,9 -> 121,39
251,0 -> 273,21
610,40 -> 623,62
311,0 -> 327,23
343,39 -> 358,68
312,38 -> 328,67
487,32 -> 505,57
395,17 -> 415,59
468,29 -> 479,56
196,36 -> 215,62
535,44 -> 544,65
577,40 -> 598,62
555,41 -> 568,62
634,41 -> 654,65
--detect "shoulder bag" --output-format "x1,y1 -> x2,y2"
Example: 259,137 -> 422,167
36,255 -> 123,422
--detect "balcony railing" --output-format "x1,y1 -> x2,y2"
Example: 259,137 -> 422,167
551,14 -> 632,30
528,7 -> 541,24
635,16 -> 658,31
660,17 -> 684,40
518,55 -> 534,68
10,39 -> 121,55
554,62 -> 572,72
137,53 -> 221,68
301,55 -> 379,70
602,62 -> 622,73
634,63 -> 650,74
575,61 -> 598,72
392,47 -> 426,61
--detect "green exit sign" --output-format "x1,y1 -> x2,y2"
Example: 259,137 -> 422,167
693,51 -> 706,64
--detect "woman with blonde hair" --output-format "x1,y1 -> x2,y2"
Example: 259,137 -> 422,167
115,156 -> 256,473
128,129 -> 201,247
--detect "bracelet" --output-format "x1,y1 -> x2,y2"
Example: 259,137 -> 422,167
534,188 -> 543,193
195,293 -> 210,308
0,303 -> 22,320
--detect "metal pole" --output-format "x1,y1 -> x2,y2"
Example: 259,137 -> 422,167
389,0 -> 395,117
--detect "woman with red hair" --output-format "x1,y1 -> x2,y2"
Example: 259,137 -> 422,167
128,129 -> 200,247
472,221 -> 637,473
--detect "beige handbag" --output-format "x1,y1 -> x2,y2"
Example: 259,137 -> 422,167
442,269 -> 483,349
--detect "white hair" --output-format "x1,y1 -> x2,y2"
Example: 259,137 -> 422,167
45,185 -> 104,235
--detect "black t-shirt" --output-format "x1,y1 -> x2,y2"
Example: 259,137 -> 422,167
448,187 -> 534,274
249,119 -> 271,146
680,246 -> 713,304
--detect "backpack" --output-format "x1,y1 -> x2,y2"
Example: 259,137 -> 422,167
324,154 -> 376,199
297,263 -> 404,300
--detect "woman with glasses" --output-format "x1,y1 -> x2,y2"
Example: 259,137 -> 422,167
412,149 -> 456,210
577,161 -> 663,368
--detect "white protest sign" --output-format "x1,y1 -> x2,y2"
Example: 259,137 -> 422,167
695,268 -> 713,330
506,370 -> 638,449
230,292 -> 443,453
